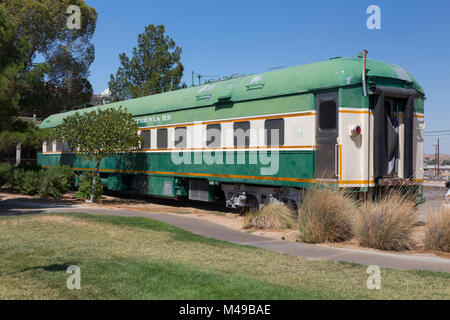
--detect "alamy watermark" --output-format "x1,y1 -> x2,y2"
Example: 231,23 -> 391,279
66,265 -> 81,290
170,126 -> 280,176
366,265 -> 381,290
366,5 -> 381,30
67,5 -> 81,30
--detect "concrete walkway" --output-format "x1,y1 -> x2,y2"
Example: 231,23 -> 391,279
0,197 -> 449,273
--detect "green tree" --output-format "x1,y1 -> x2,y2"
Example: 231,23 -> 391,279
0,120 -> 52,156
54,107 -> 141,202
0,7 -> 47,162
109,24 -> 184,101
0,6 -> 28,130
1,0 -> 97,117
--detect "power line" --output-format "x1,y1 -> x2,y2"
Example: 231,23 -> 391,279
424,130 -> 450,134
424,134 -> 450,137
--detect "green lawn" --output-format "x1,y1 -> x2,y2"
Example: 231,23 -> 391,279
0,212 -> 448,299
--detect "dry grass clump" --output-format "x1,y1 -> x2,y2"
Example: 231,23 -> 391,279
297,187 -> 356,243
354,192 -> 417,251
244,203 -> 297,230
424,207 -> 450,252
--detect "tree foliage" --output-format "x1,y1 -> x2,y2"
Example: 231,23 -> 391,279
0,0 -> 97,117
54,107 -> 141,201
0,6 -> 29,130
109,24 -> 184,101
0,120 -> 52,153
55,107 -> 141,163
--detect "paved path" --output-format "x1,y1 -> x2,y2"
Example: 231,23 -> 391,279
0,196 -> 449,273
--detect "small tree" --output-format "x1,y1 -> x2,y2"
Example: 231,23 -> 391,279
55,107 -> 141,202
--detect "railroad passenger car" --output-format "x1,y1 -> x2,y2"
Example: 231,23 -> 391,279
38,55 -> 425,210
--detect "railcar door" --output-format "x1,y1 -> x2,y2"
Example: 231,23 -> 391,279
383,98 -> 400,177
371,86 -> 418,181
315,92 -> 339,179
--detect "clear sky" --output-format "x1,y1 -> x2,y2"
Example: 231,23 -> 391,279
85,0 -> 450,154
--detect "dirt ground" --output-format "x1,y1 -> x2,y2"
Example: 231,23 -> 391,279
1,186 -> 448,259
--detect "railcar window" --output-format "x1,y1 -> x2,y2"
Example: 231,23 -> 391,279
206,124 -> 221,148
157,128 -> 168,149
61,142 -> 70,152
319,100 -> 337,130
141,130 -> 151,149
265,119 -> 284,146
233,121 -> 250,147
55,141 -> 63,152
46,141 -> 53,153
175,127 -> 187,148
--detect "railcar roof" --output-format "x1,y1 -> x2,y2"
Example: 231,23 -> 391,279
40,57 -> 424,129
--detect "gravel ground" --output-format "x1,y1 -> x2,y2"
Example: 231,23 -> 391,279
418,187 -> 447,221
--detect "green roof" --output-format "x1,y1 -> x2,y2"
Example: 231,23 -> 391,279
40,57 -> 424,129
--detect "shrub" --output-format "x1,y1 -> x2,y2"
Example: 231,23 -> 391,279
38,165 -> 74,199
75,173 -> 103,201
17,162 -> 42,172
354,192 -> 417,251
244,203 -> 296,229
424,207 -> 450,252
298,187 -> 356,243
8,168 -> 25,191
0,163 -> 12,187
21,170 -> 43,195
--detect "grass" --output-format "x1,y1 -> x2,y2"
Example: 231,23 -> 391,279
298,188 -> 356,243
425,207 -> 450,252
0,212 -> 448,299
244,203 -> 296,229
354,192 -> 418,251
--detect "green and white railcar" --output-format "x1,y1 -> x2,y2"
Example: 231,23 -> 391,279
38,56 -> 425,209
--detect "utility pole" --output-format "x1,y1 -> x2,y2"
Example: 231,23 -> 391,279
437,138 -> 440,180
433,141 -> 437,178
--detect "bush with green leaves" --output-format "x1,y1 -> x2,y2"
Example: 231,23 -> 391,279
21,170 -> 43,195
75,173 -> 103,200
8,168 -> 25,191
0,163 -> 12,187
17,162 -> 42,172
38,165 -> 74,199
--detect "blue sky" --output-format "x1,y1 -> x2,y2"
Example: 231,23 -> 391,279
85,0 -> 450,154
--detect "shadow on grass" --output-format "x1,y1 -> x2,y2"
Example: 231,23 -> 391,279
0,195 -> 79,217
4,262 -> 79,276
